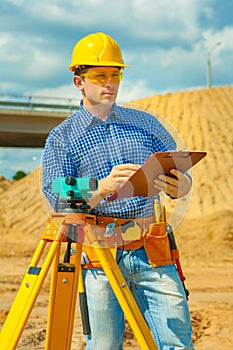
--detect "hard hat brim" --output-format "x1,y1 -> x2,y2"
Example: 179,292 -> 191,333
69,62 -> 130,72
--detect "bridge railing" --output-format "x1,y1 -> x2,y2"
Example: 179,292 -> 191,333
0,93 -> 80,112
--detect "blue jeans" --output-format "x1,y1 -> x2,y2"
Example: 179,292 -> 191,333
82,247 -> 194,350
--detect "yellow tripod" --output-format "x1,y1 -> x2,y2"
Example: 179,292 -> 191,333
0,210 -> 158,350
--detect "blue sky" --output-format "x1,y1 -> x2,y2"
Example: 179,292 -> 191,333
0,0 -> 233,179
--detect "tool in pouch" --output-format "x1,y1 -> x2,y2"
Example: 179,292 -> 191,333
120,221 -> 141,241
104,222 -> 117,237
152,197 -> 189,299
104,220 -> 141,241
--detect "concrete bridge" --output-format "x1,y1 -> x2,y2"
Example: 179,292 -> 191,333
0,94 -> 79,147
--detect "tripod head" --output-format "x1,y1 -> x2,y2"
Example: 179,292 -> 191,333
52,176 -> 98,212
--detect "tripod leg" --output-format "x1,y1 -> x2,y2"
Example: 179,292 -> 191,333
0,238 -> 61,350
45,242 -> 82,350
84,226 -> 158,350
78,265 -> 91,335
45,240 -> 61,349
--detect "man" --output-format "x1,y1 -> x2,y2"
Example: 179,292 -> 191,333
42,32 -> 194,349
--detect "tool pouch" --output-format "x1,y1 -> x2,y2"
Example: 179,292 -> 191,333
144,222 -> 174,267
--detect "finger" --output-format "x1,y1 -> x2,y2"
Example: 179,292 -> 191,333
113,164 -> 140,177
170,169 -> 185,179
157,174 -> 178,186
154,178 -> 178,197
118,163 -> 140,171
114,169 -> 138,178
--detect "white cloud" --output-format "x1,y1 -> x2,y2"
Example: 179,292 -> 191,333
35,83 -> 80,100
203,26 -> 233,51
129,0 -> 203,41
117,78 -> 155,102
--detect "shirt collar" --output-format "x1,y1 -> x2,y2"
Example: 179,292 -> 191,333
110,104 -> 124,122
79,101 -> 124,128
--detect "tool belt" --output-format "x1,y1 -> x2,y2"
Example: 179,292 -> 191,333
82,216 -> 177,269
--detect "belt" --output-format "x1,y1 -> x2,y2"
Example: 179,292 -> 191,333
94,215 -> 154,229
93,215 -> 154,250
59,212 -> 154,250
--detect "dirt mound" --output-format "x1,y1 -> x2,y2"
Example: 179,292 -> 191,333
176,209 -> 233,266
0,175 -> 12,194
0,167 -> 48,236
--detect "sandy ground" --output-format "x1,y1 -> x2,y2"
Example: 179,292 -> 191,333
0,214 -> 232,350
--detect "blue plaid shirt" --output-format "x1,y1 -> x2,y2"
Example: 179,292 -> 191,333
42,102 -> 176,218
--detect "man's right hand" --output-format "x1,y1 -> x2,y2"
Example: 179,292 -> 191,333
98,163 -> 140,199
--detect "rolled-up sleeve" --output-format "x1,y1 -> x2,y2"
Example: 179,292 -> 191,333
42,129 -> 78,210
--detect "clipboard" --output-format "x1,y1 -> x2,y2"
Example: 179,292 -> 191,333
107,150 -> 207,201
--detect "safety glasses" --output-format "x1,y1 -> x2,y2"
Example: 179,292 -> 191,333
80,70 -> 123,85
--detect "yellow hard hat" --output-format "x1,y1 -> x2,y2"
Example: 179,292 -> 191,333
68,32 -> 129,71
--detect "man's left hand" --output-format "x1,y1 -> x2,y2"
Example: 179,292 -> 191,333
153,169 -> 192,198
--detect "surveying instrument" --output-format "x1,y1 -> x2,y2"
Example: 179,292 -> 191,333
0,176 -> 188,350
